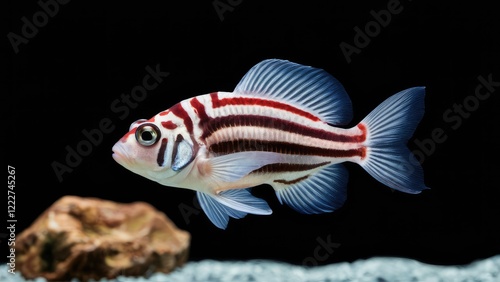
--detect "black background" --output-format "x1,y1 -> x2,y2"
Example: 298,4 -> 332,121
4,0 -> 500,266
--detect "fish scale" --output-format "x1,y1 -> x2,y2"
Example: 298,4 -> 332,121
197,93 -> 366,155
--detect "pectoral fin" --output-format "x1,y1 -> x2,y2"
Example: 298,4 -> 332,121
197,189 -> 272,229
203,151 -> 284,183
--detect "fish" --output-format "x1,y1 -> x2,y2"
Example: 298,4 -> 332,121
112,59 -> 428,229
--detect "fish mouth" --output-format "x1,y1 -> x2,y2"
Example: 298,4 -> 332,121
112,143 -> 130,166
112,151 -> 123,162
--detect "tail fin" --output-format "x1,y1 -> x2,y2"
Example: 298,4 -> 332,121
358,87 -> 428,194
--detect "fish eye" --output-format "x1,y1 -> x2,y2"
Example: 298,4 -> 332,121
135,123 -> 161,146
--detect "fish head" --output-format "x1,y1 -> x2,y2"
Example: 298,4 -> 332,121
112,117 -> 196,184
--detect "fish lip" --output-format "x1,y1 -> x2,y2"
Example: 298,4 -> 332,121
112,151 -> 123,162
112,143 -> 129,165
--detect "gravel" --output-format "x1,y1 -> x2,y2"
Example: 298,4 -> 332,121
2,255 -> 499,282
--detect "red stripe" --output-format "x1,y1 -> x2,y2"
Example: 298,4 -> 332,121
169,103 -> 193,133
210,92 -> 321,122
159,110 -> 170,116
190,97 -> 209,121
357,123 -> 367,138
161,121 -> 177,130
210,139 -> 366,159
252,162 -> 330,174
120,127 -> 137,143
201,115 -> 365,143
274,175 -> 310,185
156,138 -> 168,166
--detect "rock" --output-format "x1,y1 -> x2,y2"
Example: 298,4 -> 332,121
15,196 -> 190,282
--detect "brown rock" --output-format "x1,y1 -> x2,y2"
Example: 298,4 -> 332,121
15,196 -> 190,281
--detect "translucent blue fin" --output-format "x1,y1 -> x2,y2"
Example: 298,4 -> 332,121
272,164 -> 348,214
197,190 -> 272,229
359,87 -> 428,193
234,59 -> 353,125
208,151 -> 283,183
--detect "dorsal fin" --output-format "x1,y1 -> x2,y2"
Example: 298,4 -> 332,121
234,59 -> 353,125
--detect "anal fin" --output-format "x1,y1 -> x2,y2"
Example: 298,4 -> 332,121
272,164 -> 348,214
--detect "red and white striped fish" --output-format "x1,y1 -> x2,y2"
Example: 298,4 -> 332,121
112,59 -> 428,229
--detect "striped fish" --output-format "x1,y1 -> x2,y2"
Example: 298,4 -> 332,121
112,59 -> 428,229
